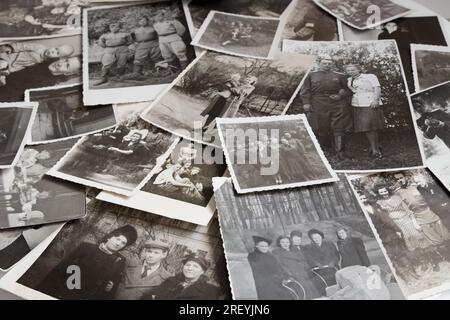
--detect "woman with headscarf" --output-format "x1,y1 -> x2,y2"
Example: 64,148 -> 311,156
37,225 -> 138,299
247,235 -> 292,300
305,229 -> 340,296
143,253 -> 220,300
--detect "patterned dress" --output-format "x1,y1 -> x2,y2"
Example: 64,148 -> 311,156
377,194 -> 432,251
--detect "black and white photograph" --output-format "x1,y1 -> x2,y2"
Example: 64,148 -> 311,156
141,51 -> 315,147
47,114 -> 179,196
191,11 -> 283,59
282,0 -> 338,43
411,81 -> 450,192
349,169 -> 450,299
313,0 -> 411,30
0,103 -> 38,169
83,1 -> 197,105
26,84 -> 117,144
216,115 -> 338,194
213,176 -> 403,300
97,140 -> 227,225
183,0 -> 292,33
0,34 -> 82,102
0,224 -> 62,272
411,44 -> 450,92
339,16 -> 449,93
0,139 -> 86,229
0,199 -> 231,300
283,40 -> 424,172
0,0 -> 82,39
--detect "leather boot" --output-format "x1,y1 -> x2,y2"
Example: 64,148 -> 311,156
334,135 -> 349,160
93,67 -> 109,86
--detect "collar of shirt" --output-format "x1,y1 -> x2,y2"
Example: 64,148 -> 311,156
141,262 -> 161,277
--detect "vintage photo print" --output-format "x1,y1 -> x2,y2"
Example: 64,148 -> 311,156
349,169 -> 450,299
183,0 -> 291,33
411,81 -> 450,192
97,139 -> 227,225
0,223 -> 62,272
281,0 -> 338,43
141,51 -> 315,147
312,0 -> 411,30
411,44 -> 450,92
47,115 -> 179,196
216,115 -> 338,194
25,84 -> 117,144
338,16 -> 449,93
0,199 -> 231,300
213,176 -> 403,300
83,1 -> 197,105
0,103 -> 38,169
0,0 -> 82,39
191,11 -> 283,59
283,40 -> 424,172
0,139 -> 86,229
0,34 -> 82,102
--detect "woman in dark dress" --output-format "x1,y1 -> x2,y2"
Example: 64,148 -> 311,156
289,230 -> 322,299
144,253 -> 220,300
247,235 -> 291,300
37,225 -> 137,300
305,229 -> 340,297
200,74 -> 241,131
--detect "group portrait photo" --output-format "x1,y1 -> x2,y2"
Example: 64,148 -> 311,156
214,176 -> 403,300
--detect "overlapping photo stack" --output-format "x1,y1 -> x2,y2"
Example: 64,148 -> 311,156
0,0 -> 449,300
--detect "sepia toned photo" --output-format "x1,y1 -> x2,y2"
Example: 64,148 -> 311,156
283,40 -> 424,172
1,199 -> 231,300
97,139 -> 227,226
0,139 -> 86,229
141,51 -> 315,147
281,0 -> 338,43
83,1 -> 196,105
47,114 -> 178,196
0,103 -> 38,169
412,44 -> 450,92
349,169 -> 450,299
213,176 -> 403,300
339,16 -> 449,93
0,0 -> 82,39
411,81 -> 450,192
183,0 -> 291,32
313,0 -> 411,30
26,84 -> 117,144
191,11 -> 282,59
0,223 -> 62,271
0,34 -> 81,102
216,115 -> 338,193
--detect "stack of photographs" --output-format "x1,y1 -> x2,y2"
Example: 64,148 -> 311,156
0,0 -> 450,302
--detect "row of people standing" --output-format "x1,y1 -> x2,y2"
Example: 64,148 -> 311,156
248,227 -> 371,300
94,13 -> 189,86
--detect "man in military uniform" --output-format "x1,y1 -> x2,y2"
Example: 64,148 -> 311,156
93,22 -> 132,86
153,12 -> 189,70
116,239 -> 173,300
125,16 -> 162,79
300,55 -> 352,159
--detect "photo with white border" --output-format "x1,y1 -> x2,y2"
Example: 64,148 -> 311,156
216,114 -> 338,194
191,10 -> 283,59
0,103 -> 38,169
